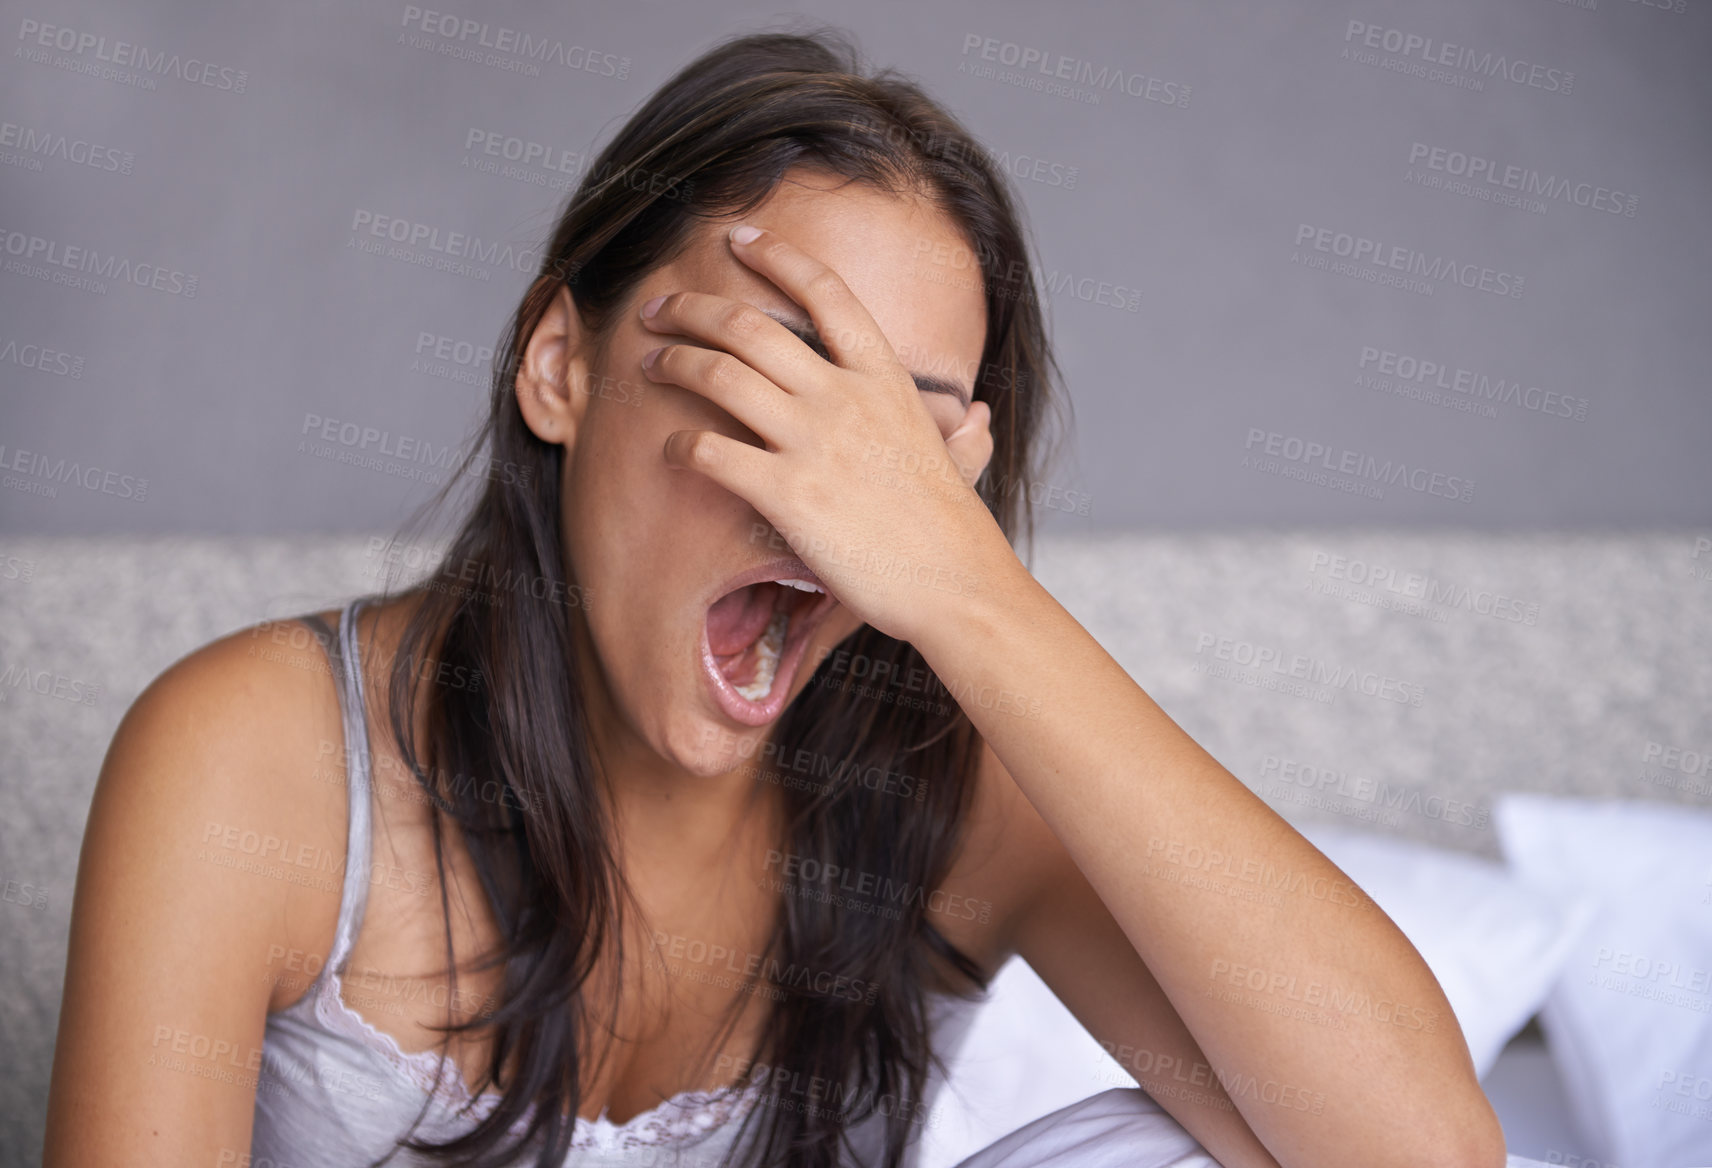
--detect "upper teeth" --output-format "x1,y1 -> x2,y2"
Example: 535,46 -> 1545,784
776,578 -> 825,593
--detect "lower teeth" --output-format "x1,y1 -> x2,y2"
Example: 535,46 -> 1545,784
733,609 -> 789,702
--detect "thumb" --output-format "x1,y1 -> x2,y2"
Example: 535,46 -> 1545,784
944,401 -> 994,488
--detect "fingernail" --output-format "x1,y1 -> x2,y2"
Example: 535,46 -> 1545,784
641,294 -> 665,319
729,224 -> 761,245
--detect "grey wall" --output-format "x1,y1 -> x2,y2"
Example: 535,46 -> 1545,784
1,0 -> 1709,535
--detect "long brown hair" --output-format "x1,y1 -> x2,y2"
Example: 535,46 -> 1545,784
359,23 -> 1067,1168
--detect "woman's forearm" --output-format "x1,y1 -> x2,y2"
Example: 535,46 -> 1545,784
911,559 -> 1503,1168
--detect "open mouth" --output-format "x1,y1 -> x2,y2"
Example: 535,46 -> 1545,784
700,559 -> 838,726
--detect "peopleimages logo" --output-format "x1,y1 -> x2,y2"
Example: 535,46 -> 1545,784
848,116 -> 1082,191
0,118 -> 135,174
1192,633 -> 1426,708
1,336 -> 84,379
410,331 -> 493,388
1406,141 -> 1638,218
1307,550 -> 1542,627
1258,754 -> 1490,830
1341,20 -> 1574,95
0,224 -> 198,297
0,443 -> 148,502
957,33 -> 1190,108
15,18 -> 249,93
1356,346 -> 1588,422
347,209 -> 542,279
397,6 -> 630,79
1293,223 -> 1524,300
1242,427 -> 1475,504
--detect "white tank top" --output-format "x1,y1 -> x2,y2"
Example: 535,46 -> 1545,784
249,597 -> 983,1166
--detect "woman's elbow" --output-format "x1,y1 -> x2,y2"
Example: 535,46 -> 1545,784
1392,1091 -> 1508,1168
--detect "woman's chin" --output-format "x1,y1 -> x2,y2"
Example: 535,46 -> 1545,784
658,708 -> 772,779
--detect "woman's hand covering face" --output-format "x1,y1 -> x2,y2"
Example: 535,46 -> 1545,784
637,222 -> 1012,645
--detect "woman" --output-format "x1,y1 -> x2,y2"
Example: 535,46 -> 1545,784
44,26 -> 1505,1168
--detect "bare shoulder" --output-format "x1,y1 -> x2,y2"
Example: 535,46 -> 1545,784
44,606 -> 354,1164
192,609 -> 358,991
88,607 -> 354,1001
935,735 -> 1080,983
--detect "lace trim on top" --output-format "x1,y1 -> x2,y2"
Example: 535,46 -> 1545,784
307,963 -> 765,1149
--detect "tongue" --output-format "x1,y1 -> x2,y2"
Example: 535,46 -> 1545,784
706,582 -> 780,658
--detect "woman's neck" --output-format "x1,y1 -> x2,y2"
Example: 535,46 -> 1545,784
595,724 -> 785,875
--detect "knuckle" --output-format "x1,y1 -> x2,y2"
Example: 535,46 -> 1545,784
677,431 -> 709,465
805,267 -> 847,303
722,302 -> 765,337
787,465 -> 832,510
706,352 -> 744,389
688,433 -> 720,467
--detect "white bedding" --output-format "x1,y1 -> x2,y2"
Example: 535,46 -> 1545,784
946,1087 -> 1212,1167
941,1084 -> 1554,1167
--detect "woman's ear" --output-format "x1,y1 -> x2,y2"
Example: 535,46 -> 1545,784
515,283 -> 594,450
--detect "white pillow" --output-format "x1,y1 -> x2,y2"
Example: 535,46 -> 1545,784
1495,794 -> 1712,1168
920,955 -> 1133,1168
1293,822 -> 1593,1079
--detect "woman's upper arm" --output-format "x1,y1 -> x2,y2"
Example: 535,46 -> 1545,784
45,625 -> 345,1167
